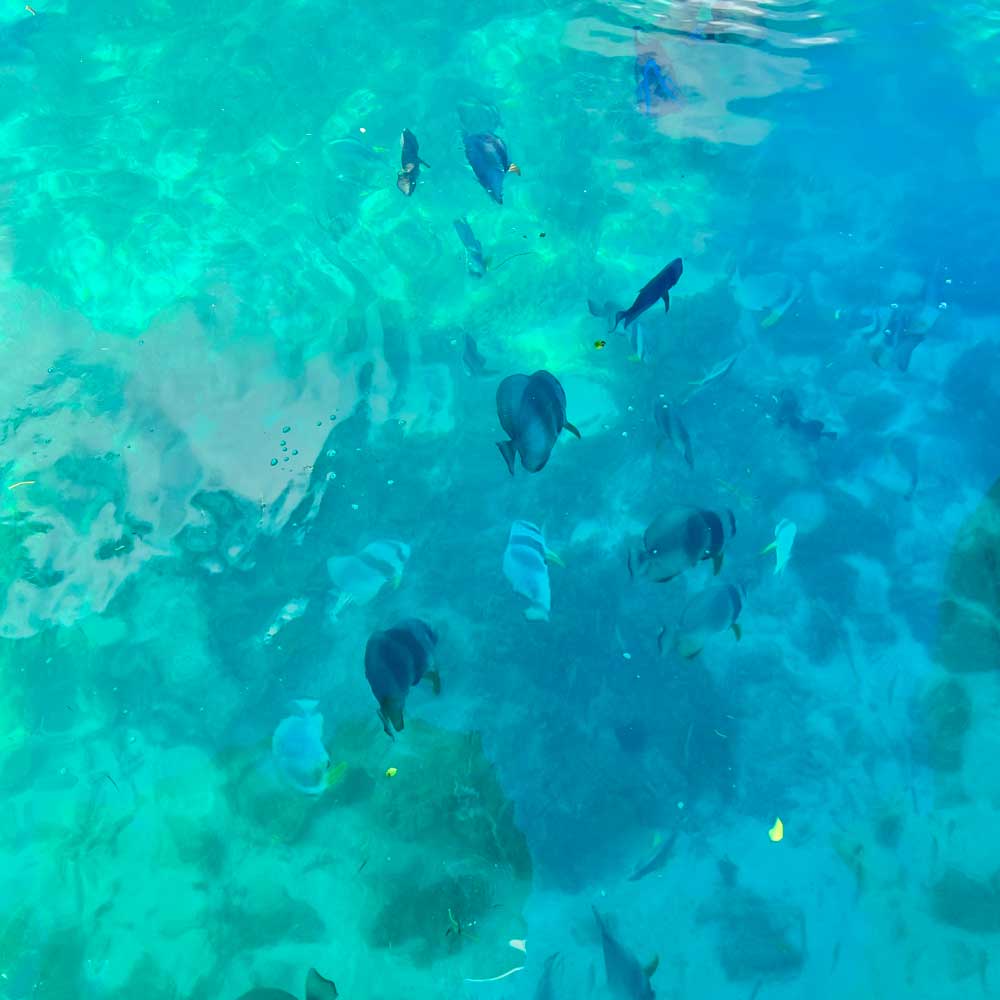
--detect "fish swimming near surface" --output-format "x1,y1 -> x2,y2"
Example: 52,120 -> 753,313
496,370 -> 581,474
661,582 -> 746,659
272,701 -> 344,796
615,258 -> 683,331
326,539 -> 410,619
453,217 -> 487,277
396,128 -> 429,196
464,131 -> 520,204
628,506 -> 736,582
462,333 -> 496,376
592,906 -> 658,1000
502,520 -> 563,621
364,618 -> 441,739
653,399 -> 693,468
775,389 -> 837,442
685,351 -> 739,399
235,967 -> 338,1000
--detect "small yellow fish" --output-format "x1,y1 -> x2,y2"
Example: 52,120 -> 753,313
594,339 -> 607,350
769,817 -> 784,842
385,766 -> 398,778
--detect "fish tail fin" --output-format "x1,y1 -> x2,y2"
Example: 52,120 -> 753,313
564,421 -> 582,439
614,310 -> 627,330
662,291 -> 670,313
306,967 -> 339,1000
497,439 -> 517,475
731,622 -> 742,641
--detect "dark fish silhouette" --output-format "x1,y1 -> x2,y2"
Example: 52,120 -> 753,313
235,967 -> 338,1000
496,370 -> 580,474
628,827 -> 681,881
464,131 -> 520,204
775,389 -> 837,442
628,506 -> 736,581
661,582 -> 746,659
592,906 -> 658,1000
615,258 -> 683,330
533,952 -> 563,1000
462,333 -> 496,376
397,128 -> 429,196
364,618 -> 440,739
453,217 -> 486,277
653,399 -> 693,468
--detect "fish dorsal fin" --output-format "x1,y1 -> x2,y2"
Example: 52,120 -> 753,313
564,421 -> 581,439
305,967 -> 338,1000
644,954 -> 660,980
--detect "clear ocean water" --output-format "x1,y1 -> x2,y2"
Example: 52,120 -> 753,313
2,0 -> 1000,997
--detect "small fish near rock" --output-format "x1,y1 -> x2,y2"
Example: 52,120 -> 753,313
496,370 -> 580,474
364,618 -> 441,740
396,128 -> 429,196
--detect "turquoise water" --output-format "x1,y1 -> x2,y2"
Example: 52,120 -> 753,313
2,0 -> 1000,996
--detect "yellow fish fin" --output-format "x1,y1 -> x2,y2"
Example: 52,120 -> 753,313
759,541 -> 777,556
545,548 -> 565,568
325,761 -> 348,789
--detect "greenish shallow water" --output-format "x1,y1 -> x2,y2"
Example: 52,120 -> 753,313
2,0 -> 1000,997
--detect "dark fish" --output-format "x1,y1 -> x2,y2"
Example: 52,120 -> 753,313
533,952 -> 563,1000
397,128 -> 429,197
496,370 -> 581,474
653,399 -> 693,468
615,258 -> 683,330
464,131 -> 520,205
592,906 -> 658,1000
628,506 -> 736,582
872,305 -> 925,372
234,968 -> 337,1000
628,827 -> 681,881
775,389 -> 837,442
364,618 -> 440,740
454,217 -> 486,277
462,333 -> 496,376
661,582 -> 746,659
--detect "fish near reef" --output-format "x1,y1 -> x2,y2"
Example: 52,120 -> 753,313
502,520 -> 562,621
234,966 -> 338,1000
272,700 -> 333,795
364,618 -> 440,739
495,370 -> 580,474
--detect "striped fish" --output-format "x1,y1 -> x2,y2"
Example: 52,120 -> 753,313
327,539 -> 410,619
503,520 -> 562,621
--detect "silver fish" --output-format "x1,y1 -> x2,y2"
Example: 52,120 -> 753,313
653,399 -> 693,468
